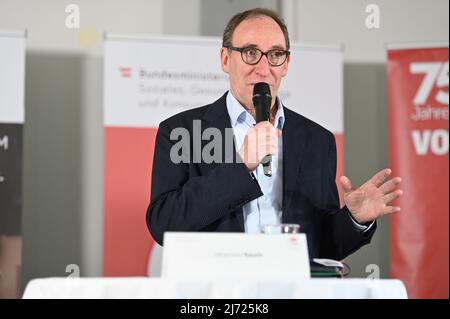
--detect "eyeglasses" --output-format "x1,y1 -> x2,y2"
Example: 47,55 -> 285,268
226,46 -> 290,67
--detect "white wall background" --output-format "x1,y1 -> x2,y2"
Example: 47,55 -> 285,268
0,0 -> 448,290
284,0 -> 449,62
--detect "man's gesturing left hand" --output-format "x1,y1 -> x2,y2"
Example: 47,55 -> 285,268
340,168 -> 403,224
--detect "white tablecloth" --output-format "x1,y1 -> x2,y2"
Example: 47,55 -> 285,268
22,277 -> 408,299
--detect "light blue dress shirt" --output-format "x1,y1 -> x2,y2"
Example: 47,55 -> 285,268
225,91 -> 373,233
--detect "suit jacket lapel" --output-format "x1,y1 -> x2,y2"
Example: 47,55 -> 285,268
201,92 -> 234,170
202,92 -> 245,231
282,107 -> 309,220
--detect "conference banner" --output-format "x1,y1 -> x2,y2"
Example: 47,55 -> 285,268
103,34 -> 343,276
388,44 -> 449,298
0,31 -> 26,298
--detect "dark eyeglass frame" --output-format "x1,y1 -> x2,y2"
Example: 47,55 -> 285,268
226,46 -> 290,67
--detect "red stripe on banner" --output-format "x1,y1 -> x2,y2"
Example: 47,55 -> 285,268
388,47 -> 449,298
103,126 -> 157,276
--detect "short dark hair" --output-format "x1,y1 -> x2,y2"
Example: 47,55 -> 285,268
222,8 -> 290,50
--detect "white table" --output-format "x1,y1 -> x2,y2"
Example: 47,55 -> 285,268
22,277 -> 408,299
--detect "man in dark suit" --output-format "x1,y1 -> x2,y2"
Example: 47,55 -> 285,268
146,8 -> 403,260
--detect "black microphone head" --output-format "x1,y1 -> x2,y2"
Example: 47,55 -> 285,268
253,82 -> 272,123
253,82 -> 271,102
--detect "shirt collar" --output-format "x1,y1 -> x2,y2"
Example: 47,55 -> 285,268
226,91 -> 285,129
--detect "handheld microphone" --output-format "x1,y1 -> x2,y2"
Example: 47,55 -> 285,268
252,82 -> 272,177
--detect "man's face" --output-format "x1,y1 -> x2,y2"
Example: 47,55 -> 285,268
220,15 -> 290,112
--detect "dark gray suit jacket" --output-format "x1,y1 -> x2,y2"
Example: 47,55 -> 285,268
146,92 -> 376,260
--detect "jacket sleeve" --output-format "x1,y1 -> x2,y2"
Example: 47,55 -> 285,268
146,121 -> 263,245
318,131 -> 377,260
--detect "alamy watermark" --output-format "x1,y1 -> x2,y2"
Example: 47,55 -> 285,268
65,4 -> 80,29
365,4 -> 380,29
66,264 -> 80,278
365,264 -> 380,279
169,120 -> 276,165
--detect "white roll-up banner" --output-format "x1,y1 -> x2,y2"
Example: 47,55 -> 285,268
0,31 -> 26,299
103,34 -> 343,276
0,31 -> 25,235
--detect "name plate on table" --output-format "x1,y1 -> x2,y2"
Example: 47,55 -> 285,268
161,232 -> 310,280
